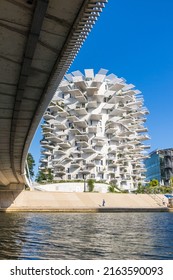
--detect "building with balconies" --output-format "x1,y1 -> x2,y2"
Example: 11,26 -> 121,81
144,148 -> 173,185
39,69 -> 150,190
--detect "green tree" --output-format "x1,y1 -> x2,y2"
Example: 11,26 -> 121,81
149,179 -> 159,187
87,179 -> 95,192
27,153 -> 35,179
170,177 -> 173,187
36,168 -> 53,183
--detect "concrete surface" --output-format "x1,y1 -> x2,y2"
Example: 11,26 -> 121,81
0,191 -> 168,212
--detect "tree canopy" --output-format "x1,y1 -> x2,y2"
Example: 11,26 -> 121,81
27,153 -> 35,179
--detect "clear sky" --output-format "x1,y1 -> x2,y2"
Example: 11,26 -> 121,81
29,0 -> 173,177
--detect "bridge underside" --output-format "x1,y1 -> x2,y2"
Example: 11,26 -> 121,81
0,0 -> 105,187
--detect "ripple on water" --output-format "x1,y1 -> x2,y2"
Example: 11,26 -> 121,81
0,212 -> 173,259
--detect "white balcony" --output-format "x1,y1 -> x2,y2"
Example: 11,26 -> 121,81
41,144 -> 55,150
71,162 -> 80,168
42,150 -> 52,156
54,170 -> 66,176
76,95 -> 87,103
75,134 -> 89,142
54,150 -> 66,155
90,113 -> 102,121
77,141 -> 89,148
86,86 -> 98,96
58,110 -> 69,117
67,115 -> 79,122
40,158 -> 48,163
43,112 -> 55,121
109,108 -> 125,116
109,83 -> 124,92
73,120 -> 87,128
88,126 -> 97,133
87,100 -> 97,108
54,123 -> 67,130
93,93 -> 104,102
136,127 -> 148,133
68,88 -> 83,98
86,162 -> 95,167
137,134 -> 150,141
59,80 -> 71,93
94,154 -> 104,160
58,142 -> 71,149
75,107 -> 88,116
46,135 -> 63,143
40,140 -> 49,145
82,147 -> 95,154
54,163 -> 65,169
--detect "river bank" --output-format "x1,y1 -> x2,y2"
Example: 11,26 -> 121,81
0,190 -> 169,212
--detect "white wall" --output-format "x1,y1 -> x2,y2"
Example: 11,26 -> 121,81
34,182 -> 110,193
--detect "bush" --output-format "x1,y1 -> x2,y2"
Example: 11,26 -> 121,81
108,185 -> 118,193
87,179 -> 95,192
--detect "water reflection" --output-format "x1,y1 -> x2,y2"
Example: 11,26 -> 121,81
0,212 -> 173,259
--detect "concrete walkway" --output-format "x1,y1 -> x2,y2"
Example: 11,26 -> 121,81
0,191 -> 169,212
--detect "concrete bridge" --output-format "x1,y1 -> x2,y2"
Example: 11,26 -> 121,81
0,0 -> 107,188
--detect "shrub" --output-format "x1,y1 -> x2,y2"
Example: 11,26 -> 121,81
88,179 -> 95,192
108,185 -> 118,193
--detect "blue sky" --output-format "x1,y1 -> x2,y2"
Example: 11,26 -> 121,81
29,0 -> 173,176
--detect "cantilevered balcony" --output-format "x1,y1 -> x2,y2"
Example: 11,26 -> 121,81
73,120 -> 88,128
46,135 -> 64,143
73,76 -> 87,91
54,170 -> 66,176
75,107 -> 88,116
109,108 -> 125,117
54,122 -> 67,130
58,142 -> 71,149
82,147 -> 95,154
71,161 -> 80,168
75,134 -> 88,142
42,150 -> 52,156
137,134 -> 150,141
90,113 -> 102,121
86,87 -> 98,96
40,158 -> 48,163
68,88 -> 83,98
43,112 -> 55,121
88,126 -> 97,133
87,100 -> 97,108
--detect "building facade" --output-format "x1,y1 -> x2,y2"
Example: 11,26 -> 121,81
39,69 -> 150,190
144,149 -> 173,185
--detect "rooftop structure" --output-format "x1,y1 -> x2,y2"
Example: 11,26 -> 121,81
39,69 -> 150,191
144,148 -> 173,185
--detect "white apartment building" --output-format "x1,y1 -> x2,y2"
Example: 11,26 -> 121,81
39,69 -> 150,190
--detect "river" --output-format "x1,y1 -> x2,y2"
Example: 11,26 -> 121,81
0,212 -> 173,259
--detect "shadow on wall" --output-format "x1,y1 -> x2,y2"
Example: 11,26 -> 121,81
0,185 -> 24,210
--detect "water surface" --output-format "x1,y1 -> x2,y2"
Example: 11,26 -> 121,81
0,212 -> 173,259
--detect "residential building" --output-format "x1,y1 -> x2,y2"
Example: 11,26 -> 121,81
144,148 -> 173,185
39,69 -> 150,190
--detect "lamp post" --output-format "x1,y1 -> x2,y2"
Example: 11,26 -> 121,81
83,174 -> 86,192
